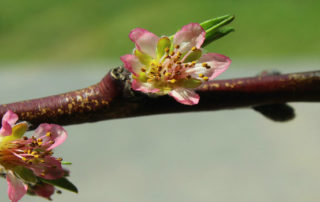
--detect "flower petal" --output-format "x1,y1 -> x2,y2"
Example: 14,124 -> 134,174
120,54 -> 143,76
0,110 -> 18,136
132,79 -> 160,93
29,156 -> 64,180
129,28 -> 159,58
33,124 -> 67,151
33,183 -> 55,200
169,88 -> 200,105
7,171 -> 27,202
198,53 -> 231,79
173,23 -> 205,53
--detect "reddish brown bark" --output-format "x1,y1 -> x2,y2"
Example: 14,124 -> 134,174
0,68 -> 319,130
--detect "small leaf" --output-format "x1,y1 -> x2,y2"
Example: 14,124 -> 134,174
202,27 -> 235,47
40,177 -> 78,193
14,167 -> 37,183
61,161 -> 72,165
200,15 -> 234,31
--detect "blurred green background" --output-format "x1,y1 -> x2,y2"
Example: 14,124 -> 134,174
1,0 -> 320,63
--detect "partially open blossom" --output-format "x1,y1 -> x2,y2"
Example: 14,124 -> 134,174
0,110 -> 68,202
121,23 -> 231,105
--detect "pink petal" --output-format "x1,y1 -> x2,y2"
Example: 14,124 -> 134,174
120,54 -> 143,76
33,124 -> 67,151
0,110 -> 18,136
198,53 -> 231,79
33,183 -> 55,200
30,156 -> 64,180
169,88 -> 200,105
129,28 -> 159,58
173,23 -> 205,53
132,79 -> 160,93
6,171 -> 28,202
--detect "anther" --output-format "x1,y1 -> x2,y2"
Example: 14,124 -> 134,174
23,136 -> 28,140
203,77 -> 209,81
57,158 -> 63,161
169,79 -> 176,84
46,132 -> 51,137
165,47 -> 170,53
198,73 -> 204,78
140,67 -> 146,72
191,47 -> 197,51
175,44 -> 180,49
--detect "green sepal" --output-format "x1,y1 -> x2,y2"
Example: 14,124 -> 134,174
40,177 -> 78,193
183,49 -> 202,63
14,167 -> 37,184
182,79 -> 202,88
156,37 -> 171,58
134,49 -> 152,65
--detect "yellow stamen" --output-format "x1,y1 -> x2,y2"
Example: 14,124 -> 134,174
164,72 -> 171,77
141,67 -> 146,72
46,132 -> 51,137
198,73 -> 204,78
169,79 -> 176,84
202,63 -> 208,67
175,44 -> 180,49
191,46 -> 197,51
203,77 -> 209,81
165,47 -> 170,53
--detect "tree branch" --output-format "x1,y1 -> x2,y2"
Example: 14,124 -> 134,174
0,67 -> 319,130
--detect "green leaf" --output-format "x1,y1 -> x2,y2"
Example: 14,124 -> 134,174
200,15 -> 234,31
202,27 -> 235,47
61,161 -> 72,165
40,177 -> 78,193
201,15 -> 235,47
168,15 -> 235,46
14,167 -> 37,184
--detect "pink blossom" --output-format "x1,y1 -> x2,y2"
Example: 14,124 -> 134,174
0,110 -> 68,202
121,23 -> 231,105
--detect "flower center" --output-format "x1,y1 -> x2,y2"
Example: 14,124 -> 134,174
139,45 -> 211,91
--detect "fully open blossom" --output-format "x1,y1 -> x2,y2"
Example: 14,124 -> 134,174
121,23 -> 231,105
0,110 -> 67,202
